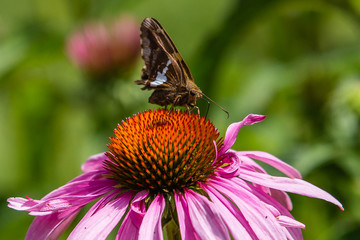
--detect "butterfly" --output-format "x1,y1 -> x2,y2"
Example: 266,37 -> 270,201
135,17 -> 228,117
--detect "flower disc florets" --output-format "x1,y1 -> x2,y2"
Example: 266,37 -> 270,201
105,109 -> 223,193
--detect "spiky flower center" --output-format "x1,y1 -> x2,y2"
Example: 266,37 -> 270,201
105,109 -> 223,193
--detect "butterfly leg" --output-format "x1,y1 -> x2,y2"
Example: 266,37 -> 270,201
186,103 -> 200,115
194,106 -> 200,115
190,105 -> 200,115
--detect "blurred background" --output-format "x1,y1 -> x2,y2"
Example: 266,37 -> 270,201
1,0 -> 359,239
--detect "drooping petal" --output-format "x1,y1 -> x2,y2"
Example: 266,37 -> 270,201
43,170 -> 114,200
28,199 -> 77,215
209,178 -> 287,240
225,152 -> 294,211
231,178 -> 303,240
116,191 -> 148,240
232,152 -> 267,173
276,216 -> 305,229
68,191 -> 132,240
219,114 -> 266,156
185,190 -> 230,240
175,192 -> 199,240
236,151 -> 302,179
138,194 -> 165,240
8,197 -> 41,212
202,184 -> 258,240
268,189 -> 293,211
239,169 -> 344,210
8,172 -> 115,215
25,207 -> 81,240
82,152 -> 109,172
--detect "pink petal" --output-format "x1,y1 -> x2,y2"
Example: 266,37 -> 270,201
211,140 -> 218,166
116,211 -> 140,240
43,170 -> 114,200
231,152 -> 267,173
28,199 -> 76,215
8,172 -> 114,215
236,151 -> 302,179
269,189 -> 293,211
203,185 -> 258,240
277,216 -> 305,229
81,153 -> 108,172
219,114 -> 266,156
25,207 -> 81,240
228,154 -> 272,194
227,152 -> 296,210
8,197 -> 75,216
216,151 -> 242,178
138,194 -> 165,240
116,191 -> 148,240
185,190 -> 230,240
239,169 -> 344,210
68,191 -> 132,240
174,192 -> 199,240
232,178 -> 303,240
209,178 -> 287,240
8,197 -> 40,212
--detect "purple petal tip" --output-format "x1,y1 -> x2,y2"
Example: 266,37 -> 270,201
244,114 -> 266,125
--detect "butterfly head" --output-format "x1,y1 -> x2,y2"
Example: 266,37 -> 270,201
186,80 -> 203,102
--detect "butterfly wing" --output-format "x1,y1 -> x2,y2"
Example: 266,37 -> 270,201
136,18 -> 193,90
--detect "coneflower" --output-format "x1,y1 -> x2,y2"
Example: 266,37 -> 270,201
8,109 -> 343,239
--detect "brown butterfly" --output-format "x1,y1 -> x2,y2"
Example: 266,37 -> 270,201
135,18 -> 228,117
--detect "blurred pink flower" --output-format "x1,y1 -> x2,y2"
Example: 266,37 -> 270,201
8,110 -> 343,239
66,16 -> 140,75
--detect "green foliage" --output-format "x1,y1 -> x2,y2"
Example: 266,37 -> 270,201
1,0 -> 359,239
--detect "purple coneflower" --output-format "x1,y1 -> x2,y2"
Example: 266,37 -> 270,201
8,109 -> 343,239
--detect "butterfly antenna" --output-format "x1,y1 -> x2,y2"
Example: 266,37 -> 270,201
202,93 -> 229,118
